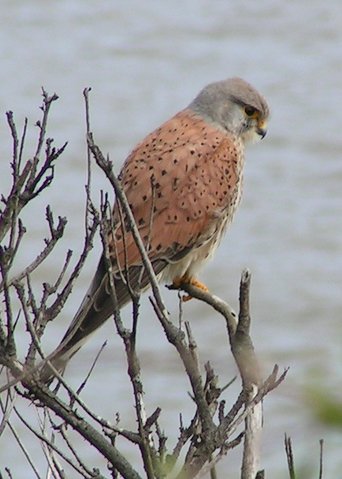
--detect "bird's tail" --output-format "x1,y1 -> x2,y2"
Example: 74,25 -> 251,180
38,325 -> 97,384
39,255 -> 131,383
39,255 -> 166,383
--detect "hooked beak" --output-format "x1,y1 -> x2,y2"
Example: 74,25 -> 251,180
257,126 -> 267,139
256,118 -> 267,139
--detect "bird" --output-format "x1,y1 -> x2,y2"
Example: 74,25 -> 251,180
40,77 -> 269,382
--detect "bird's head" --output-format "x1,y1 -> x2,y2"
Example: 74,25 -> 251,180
189,77 -> 270,144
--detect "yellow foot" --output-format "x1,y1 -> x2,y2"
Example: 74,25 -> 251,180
171,275 -> 209,302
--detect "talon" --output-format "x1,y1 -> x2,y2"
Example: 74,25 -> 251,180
170,275 -> 184,289
171,275 -> 209,302
188,277 -> 209,293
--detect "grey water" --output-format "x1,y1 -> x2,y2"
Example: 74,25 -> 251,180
0,1 -> 341,477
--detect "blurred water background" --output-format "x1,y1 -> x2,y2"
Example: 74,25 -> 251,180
0,1 -> 341,477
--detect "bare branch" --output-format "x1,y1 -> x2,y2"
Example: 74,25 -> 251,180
21,382 -> 143,479
284,434 -> 296,479
319,439 -> 324,479
75,341 -> 107,397
0,387 -> 42,479
54,420 -> 100,478
83,87 -> 93,234
43,209 -> 99,323
241,385 -> 262,479
0,92 -> 66,244
13,404 -> 96,478
193,433 -> 244,479
33,89 -> 59,161
0,251 -> 16,358
99,206 -> 155,479
0,383 -> 16,437
167,280 -> 238,340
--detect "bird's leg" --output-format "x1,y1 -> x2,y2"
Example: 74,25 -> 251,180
171,274 -> 209,302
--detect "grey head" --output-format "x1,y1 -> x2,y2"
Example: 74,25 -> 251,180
188,77 -> 270,143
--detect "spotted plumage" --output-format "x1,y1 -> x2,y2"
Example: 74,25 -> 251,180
41,77 -> 269,381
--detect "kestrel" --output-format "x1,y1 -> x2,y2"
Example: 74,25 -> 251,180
41,77 -> 269,381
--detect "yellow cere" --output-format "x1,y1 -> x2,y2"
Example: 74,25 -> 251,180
257,118 -> 267,130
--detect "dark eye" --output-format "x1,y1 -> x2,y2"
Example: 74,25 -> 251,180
244,106 -> 257,117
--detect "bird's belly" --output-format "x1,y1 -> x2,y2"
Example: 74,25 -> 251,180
161,242 -> 215,282
160,214 -> 232,283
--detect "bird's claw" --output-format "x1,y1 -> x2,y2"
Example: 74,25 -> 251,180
169,275 -> 209,302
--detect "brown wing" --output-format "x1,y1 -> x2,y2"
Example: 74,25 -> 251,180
109,108 -> 242,271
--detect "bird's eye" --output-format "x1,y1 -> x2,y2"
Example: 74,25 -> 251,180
244,106 -> 257,117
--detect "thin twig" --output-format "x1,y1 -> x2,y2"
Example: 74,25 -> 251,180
284,434 -> 296,479
14,405 -> 94,478
18,117 -> 28,172
43,209 -> 99,322
0,213 -> 66,291
318,439 -> 324,479
194,433 -> 244,479
0,389 -> 42,479
0,93 -> 65,245
76,341 -> 107,396
0,384 -> 16,436
0,253 -> 16,358
20,382 -> 143,479
99,208 -> 155,479
55,421 -> 98,478
83,87 -> 93,236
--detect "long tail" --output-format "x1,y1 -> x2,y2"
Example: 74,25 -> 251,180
39,255 -> 166,383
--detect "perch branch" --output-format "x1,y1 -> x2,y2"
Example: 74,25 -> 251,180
23,382 -> 143,479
